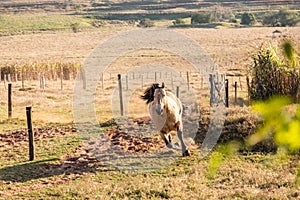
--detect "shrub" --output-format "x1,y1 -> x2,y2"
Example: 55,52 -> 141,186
70,22 -> 80,33
91,20 -> 105,28
191,12 -> 212,24
172,18 -> 185,25
241,12 -> 256,25
138,18 -> 154,28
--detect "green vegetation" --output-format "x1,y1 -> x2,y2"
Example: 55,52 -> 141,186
263,9 -> 300,27
208,39 -> 300,188
138,18 -> 155,28
0,1 -> 298,35
248,39 -> 300,151
205,142 -> 238,179
70,22 -> 80,33
0,5 -> 298,35
1,141 -> 299,199
248,40 -> 299,101
241,12 -> 256,25
172,18 -> 186,25
0,14 -> 93,32
0,132 -> 80,176
249,97 -> 300,184
249,97 -> 300,150
191,12 -> 213,24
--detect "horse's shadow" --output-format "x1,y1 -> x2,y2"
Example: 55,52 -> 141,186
0,157 -> 107,183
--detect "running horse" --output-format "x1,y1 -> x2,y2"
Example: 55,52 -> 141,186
141,83 -> 191,156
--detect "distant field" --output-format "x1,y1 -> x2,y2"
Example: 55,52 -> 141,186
0,14 -> 92,31
1,0 -> 300,13
0,0 -> 299,36
1,27 -> 299,71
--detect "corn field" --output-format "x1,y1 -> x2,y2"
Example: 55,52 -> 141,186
0,62 -> 81,82
248,41 -> 300,102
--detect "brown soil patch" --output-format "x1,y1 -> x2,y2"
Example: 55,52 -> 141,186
0,127 -> 76,148
106,128 -> 164,153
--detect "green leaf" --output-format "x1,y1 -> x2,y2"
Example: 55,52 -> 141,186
275,120 -> 300,150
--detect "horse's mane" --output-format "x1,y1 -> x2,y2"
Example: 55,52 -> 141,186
141,83 -> 160,104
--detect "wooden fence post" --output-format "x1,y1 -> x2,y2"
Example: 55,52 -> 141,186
234,81 -> 237,104
40,75 -> 45,90
21,68 -> 25,90
60,69 -> 63,90
26,106 -> 34,161
126,75 -> 128,90
101,73 -> 104,90
176,86 -> 179,98
225,79 -> 229,108
239,76 -> 243,90
8,83 -> 12,118
187,71 -> 190,91
118,74 -> 124,116
209,74 -> 215,106
80,68 -> 86,90
246,76 -> 251,105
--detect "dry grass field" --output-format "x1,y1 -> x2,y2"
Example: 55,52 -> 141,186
1,27 -> 299,68
1,27 -> 299,122
0,1 -> 300,198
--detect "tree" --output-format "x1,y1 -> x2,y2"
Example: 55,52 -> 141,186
262,9 -> 300,27
262,13 -> 280,27
241,12 -> 256,25
278,9 -> 299,26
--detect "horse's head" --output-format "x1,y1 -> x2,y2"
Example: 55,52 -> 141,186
141,82 -> 167,115
153,82 -> 166,115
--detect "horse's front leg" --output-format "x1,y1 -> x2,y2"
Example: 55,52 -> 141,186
160,131 -> 174,148
177,126 -> 191,157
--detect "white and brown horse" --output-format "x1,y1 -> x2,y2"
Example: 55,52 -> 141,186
141,83 -> 190,156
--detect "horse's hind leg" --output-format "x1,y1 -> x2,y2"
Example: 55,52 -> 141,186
177,127 -> 191,157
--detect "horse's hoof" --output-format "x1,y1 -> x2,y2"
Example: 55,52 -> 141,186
167,143 -> 174,148
182,150 -> 191,157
